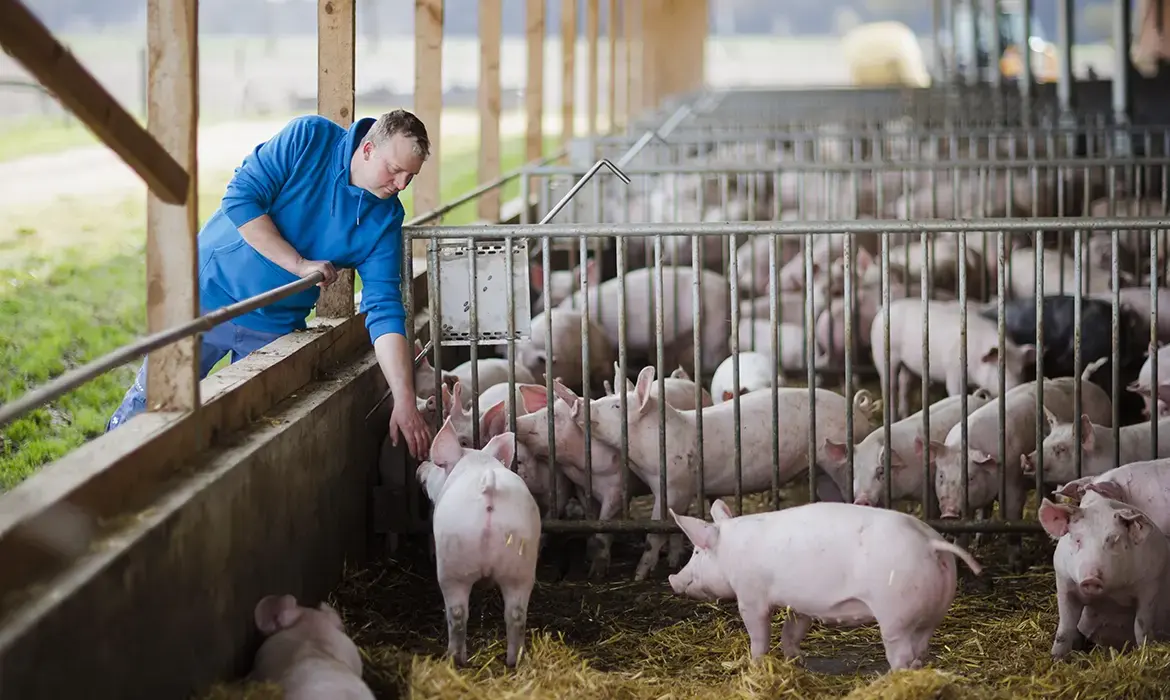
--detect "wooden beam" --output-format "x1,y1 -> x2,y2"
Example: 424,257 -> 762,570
0,0 -> 188,204
613,0 -> 622,131
316,0 -> 358,318
144,0 -> 199,416
586,0 -> 599,135
413,0 -> 444,258
477,0 -> 502,222
623,0 -> 640,121
525,0 -> 545,164
561,0 -> 577,146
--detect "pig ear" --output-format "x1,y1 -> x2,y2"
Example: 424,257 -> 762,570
430,416 -> 464,469
254,594 -> 302,635
710,499 -> 734,522
721,390 -> 734,402
1079,414 -> 1095,451
518,385 -> 550,414
821,438 -> 849,464
481,400 -> 508,441
552,378 -> 579,405
451,382 -> 466,416
440,382 -> 453,412
1116,508 -> 1152,544
979,346 -> 999,364
883,445 -> 905,467
1084,480 -> 1125,502
671,366 -> 690,380
669,509 -> 718,550
1038,498 -> 1076,539
1019,344 -> 1037,366
855,247 -> 874,275
442,373 -> 461,391
634,365 -> 656,412
482,431 -> 517,469
1054,477 -> 1091,502
970,449 -> 996,468
1043,407 -> 1061,432
603,380 -> 614,396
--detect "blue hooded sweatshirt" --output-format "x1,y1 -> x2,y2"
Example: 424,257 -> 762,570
197,115 -> 407,343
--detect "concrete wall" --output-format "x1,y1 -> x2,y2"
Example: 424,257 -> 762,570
0,349 -> 385,699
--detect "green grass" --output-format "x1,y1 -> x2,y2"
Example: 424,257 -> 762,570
0,133 -> 558,491
0,118 -> 106,162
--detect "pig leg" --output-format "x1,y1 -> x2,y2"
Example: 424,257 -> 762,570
737,598 -> 774,659
1132,584 -> 1160,648
779,611 -> 813,660
588,491 -> 624,578
635,494 -> 669,581
897,365 -> 912,421
439,578 -> 473,666
1051,575 -> 1087,659
499,579 -> 533,668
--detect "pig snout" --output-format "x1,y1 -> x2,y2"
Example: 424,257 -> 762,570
667,573 -> 685,594
1020,452 -> 1036,476
1078,576 -> 1106,598
853,493 -> 873,507
938,503 -> 961,519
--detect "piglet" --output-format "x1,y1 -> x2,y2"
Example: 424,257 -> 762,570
443,359 -> 537,406
668,499 -> 981,670
1022,415 -> 1170,486
1039,493 -> 1170,659
250,594 -> 374,700
417,416 -> 541,667
1128,344 -> 1170,419
1052,458 -> 1170,535
709,352 -> 783,403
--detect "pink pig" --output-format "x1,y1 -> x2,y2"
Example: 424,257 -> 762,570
1051,458 -> 1170,535
1039,492 -> 1170,659
668,499 -> 981,670
418,416 -> 541,667
249,594 -> 374,699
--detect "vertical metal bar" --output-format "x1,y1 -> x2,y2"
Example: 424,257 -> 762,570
654,233 -> 668,520
579,233 -> 594,503
469,236 -> 481,448
428,237 -> 444,430
617,232 -> 630,520
542,236 -> 558,506
693,225 -> 706,513
729,230 -> 743,515
1056,0 -> 1074,120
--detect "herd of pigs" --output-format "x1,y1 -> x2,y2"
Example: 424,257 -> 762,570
242,138 -> 1170,697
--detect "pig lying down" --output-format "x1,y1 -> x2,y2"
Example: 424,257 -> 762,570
250,594 -> 374,699
1039,492 -> 1170,659
669,499 -> 982,671
418,417 -> 542,667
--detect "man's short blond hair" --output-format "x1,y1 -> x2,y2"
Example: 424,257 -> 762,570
363,109 -> 430,160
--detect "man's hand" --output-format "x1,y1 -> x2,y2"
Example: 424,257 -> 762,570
389,399 -> 433,461
296,258 -> 338,288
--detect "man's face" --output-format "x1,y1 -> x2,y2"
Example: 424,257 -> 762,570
357,133 -> 425,199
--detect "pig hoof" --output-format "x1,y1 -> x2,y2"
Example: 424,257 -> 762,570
588,555 -> 610,579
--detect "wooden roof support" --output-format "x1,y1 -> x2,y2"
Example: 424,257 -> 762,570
413,0 -> 444,258
561,0 -> 577,146
586,0 -> 599,135
0,0 -> 188,205
525,0 -> 546,163
607,0 -> 618,131
316,0 -> 358,318
144,0 -> 201,415
477,0 -> 502,222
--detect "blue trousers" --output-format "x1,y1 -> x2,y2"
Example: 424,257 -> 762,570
104,313 -> 285,432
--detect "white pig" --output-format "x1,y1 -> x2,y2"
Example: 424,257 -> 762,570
1039,493 -> 1170,659
710,352 -> 784,403
558,266 -> 732,376
250,594 -> 374,700
417,417 -> 541,667
1007,247 -> 1116,299
925,377 -> 1113,521
516,307 -> 615,391
443,359 -> 537,405
735,320 -> 819,371
738,293 -> 811,324
668,499 -> 982,670
1052,458 -> 1170,535
530,258 -> 600,310
824,389 -> 995,508
570,365 -> 878,580
1021,415 -> 1170,486
1128,343 -> 1170,419
871,298 -> 1037,419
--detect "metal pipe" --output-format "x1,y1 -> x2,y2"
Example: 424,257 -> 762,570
538,158 -> 632,225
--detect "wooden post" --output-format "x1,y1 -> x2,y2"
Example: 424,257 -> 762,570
607,0 -> 617,132
315,0 -> 357,318
623,0 -> 639,121
525,0 -> 545,164
586,0 -> 598,135
413,0 -> 444,258
144,0 -> 199,415
477,0 -> 502,221
561,0 -> 576,146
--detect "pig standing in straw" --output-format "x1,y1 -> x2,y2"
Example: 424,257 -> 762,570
417,416 -> 541,667
249,594 -> 375,699
1039,492 -> 1170,659
668,499 -> 982,670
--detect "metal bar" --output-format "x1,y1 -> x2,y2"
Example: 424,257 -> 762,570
540,518 -> 1045,535
538,158 -> 632,225
408,149 -> 566,226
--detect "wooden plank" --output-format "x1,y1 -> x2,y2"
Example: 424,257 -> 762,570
613,0 -> 622,131
586,0 -> 599,135
477,0 -> 502,222
413,0 -> 444,258
144,0 -> 199,416
525,0 -> 545,164
316,0 -> 358,318
0,0 -> 188,204
561,0 -> 576,146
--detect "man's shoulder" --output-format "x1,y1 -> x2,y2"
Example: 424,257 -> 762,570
279,115 -> 346,146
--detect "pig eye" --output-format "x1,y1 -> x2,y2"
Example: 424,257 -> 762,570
875,466 -> 885,478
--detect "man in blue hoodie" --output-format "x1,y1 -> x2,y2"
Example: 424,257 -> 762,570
105,109 -> 435,460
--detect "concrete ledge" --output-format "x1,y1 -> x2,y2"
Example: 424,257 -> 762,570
0,347 -> 383,700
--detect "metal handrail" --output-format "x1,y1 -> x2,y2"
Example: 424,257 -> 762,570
0,149 -> 570,430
